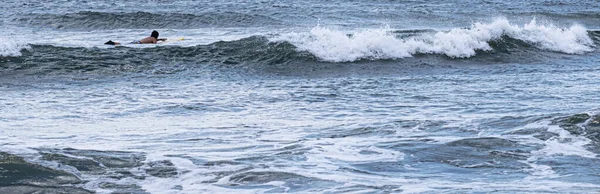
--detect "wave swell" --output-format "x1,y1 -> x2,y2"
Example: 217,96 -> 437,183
0,36 -> 309,75
274,18 -> 596,62
17,11 -> 282,30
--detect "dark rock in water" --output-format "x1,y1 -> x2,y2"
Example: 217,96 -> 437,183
54,148 -> 146,168
554,113 -> 590,135
41,152 -> 103,172
145,160 -> 178,178
555,113 -> 600,143
38,148 -> 149,181
446,137 -> 518,149
0,152 -> 83,187
584,115 -> 600,142
588,115 -> 600,127
0,152 -> 92,193
0,185 -> 93,194
560,124 -> 584,135
554,113 -> 590,125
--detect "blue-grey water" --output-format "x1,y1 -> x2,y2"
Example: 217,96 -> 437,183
1,0 -> 600,193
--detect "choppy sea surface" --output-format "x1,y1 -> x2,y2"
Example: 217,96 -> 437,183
1,0 -> 600,193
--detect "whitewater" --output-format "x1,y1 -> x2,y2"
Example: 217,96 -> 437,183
274,18 -> 594,62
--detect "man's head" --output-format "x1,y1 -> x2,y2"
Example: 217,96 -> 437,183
151,30 -> 159,39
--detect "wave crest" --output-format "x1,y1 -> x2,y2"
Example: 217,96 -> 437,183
0,37 -> 29,57
273,18 -> 595,62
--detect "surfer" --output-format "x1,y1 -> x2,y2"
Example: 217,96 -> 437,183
104,30 -> 167,45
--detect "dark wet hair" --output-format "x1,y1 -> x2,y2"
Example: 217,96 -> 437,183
104,40 -> 116,45
151,30 -> 159,38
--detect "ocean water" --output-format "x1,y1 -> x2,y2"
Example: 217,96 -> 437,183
1,0 -> 600,193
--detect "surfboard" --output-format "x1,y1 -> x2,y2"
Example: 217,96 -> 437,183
161,37 -> 185,43
104,37 -> 185,45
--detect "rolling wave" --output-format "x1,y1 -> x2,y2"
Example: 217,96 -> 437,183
1,19 -> 599,75
0,36 -> 310,75
274,18 -> 596,62
16,11 -> 283,30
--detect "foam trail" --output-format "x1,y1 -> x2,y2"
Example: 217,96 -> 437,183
0,37 -> 29,57
274,18 -> 594,62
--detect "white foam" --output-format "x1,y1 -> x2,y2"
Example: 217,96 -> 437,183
18,28 -> 275,48
305,137 -> 404,165
0,37 -> 29,57
524,163 -> 559,179
517,120 -> 597,180
530,124 -> 597,159
273,18 -> 594,62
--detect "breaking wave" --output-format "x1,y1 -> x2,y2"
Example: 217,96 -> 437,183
2,19 -> 599,75
274,18 -> 596,62
0,37 -> 29,57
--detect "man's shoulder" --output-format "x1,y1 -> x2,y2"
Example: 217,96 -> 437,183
139,37 -> 157,44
